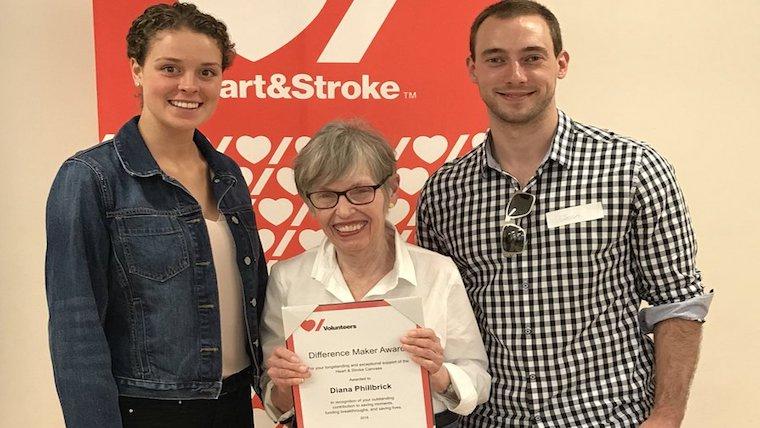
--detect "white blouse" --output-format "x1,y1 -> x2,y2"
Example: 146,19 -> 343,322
261,228 -> 490,422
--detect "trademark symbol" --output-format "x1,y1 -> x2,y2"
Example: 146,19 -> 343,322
403,91 -> 417,99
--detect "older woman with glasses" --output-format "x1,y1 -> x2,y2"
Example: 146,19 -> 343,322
260,121 -> 490,428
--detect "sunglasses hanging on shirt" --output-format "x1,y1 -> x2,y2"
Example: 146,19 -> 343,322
501,192 -> 535,257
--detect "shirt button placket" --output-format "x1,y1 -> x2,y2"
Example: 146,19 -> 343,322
527,372 -> 541,425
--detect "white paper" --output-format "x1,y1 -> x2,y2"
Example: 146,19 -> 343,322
284,298 -> 433,428
545,201 -> 604,229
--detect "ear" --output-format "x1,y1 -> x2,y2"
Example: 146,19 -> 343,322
556,50 -> 569,79
130,58 -> 143,87
387,173 -> 400,206
466,56 -> 478,83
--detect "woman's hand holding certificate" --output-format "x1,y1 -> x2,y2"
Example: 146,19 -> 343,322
401,328 -> 451,393
267,346 -> 310,412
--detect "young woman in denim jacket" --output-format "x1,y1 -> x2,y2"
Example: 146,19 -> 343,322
45,3 -> 267,427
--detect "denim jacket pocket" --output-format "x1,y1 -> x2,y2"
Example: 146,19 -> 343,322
116,214 -> 191,282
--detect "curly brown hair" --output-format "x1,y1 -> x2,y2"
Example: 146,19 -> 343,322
127,2 -> 235,70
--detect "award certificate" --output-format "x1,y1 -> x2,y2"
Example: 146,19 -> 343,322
283,297 -> 433,428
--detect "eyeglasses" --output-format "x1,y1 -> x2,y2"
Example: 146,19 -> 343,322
501,192 -> 535,257
306,175 -> 391,209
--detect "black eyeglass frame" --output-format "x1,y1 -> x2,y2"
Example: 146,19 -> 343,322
500,192 -> 536,257
306,174 -> 392,209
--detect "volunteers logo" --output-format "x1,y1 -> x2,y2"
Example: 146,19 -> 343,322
300,318 -> 325,332
300,318 -> 357,332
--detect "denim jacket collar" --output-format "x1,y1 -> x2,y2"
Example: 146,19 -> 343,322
113,116 -> 237,183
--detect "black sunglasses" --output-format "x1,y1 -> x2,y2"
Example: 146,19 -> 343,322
501,192 -> 535,257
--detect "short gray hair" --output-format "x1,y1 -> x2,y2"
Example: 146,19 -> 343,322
294,120 -> 396,202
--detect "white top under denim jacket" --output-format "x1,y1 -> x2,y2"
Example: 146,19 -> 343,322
260,226 -> 491,423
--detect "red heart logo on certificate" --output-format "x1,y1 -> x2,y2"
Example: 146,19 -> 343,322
300,319 -> 316,331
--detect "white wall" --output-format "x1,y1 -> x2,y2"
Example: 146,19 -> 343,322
1,1 -> 97,426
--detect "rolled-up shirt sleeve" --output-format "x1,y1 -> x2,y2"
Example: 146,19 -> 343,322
631,148 -> 713,332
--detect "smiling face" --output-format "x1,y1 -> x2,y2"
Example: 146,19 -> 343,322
467,15 -> 569,126
130,28 -> 223,135
310,168 -> 399,259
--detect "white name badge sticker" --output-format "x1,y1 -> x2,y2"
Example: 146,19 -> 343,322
545,202 -> 604,229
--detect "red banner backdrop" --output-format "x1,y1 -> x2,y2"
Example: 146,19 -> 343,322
93,0 -> 493,265
94,1 -> 494,425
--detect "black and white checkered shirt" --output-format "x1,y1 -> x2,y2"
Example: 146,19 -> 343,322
416,111 -> 711,427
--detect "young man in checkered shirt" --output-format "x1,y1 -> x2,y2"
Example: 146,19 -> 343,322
416,1 -> 713,427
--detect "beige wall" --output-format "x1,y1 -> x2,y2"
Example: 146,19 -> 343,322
1,1 -> 757,426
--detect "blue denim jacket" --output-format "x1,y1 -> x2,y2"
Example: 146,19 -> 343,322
45,117 -> 267,428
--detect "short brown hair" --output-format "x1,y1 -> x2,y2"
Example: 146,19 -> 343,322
127,2 -> 236,70
469,0 -> 563,58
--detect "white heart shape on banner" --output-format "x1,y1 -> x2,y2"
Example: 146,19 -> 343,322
413,135 -> 448,164
240,167 -> 253,187
276,168 -> 299,195
257,198 -> 294,226
472,132 -> 487,148
236,135 -> 271,164
193,0 -> 326,62
257,228 -> 275,253
294,136 -> 311,153
387,199 -> 411,225
398,167 -> 429,195
299,229 -> 325,250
